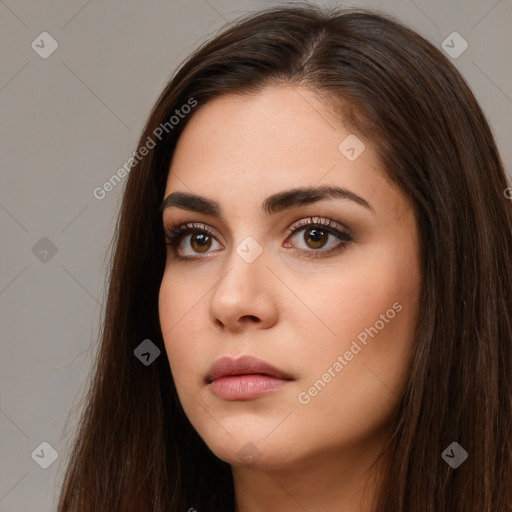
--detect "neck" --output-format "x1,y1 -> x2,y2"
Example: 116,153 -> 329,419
232,438 -> 386,512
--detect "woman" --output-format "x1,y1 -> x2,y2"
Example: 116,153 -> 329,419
57,4 -> 512,511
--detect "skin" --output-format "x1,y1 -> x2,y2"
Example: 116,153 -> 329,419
158,84 -> 421,512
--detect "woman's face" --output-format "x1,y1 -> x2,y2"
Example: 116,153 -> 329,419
159,85 -> 421,472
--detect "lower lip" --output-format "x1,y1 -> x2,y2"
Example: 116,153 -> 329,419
209,374 -> 292,400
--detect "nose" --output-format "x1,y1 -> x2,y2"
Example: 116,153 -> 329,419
209,246 -> 279,332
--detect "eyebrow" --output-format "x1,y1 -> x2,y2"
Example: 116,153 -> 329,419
159,185 -> 374,216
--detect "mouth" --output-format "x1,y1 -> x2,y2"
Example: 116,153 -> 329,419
206,355 -> 295,401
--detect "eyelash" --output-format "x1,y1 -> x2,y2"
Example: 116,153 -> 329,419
163,216 -> 353,260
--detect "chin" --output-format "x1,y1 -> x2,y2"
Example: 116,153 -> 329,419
200,431 -> 295,470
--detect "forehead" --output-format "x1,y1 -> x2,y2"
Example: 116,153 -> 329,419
164,85 -> 401,219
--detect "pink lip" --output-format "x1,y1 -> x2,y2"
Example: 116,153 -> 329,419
206,355 -> 294,401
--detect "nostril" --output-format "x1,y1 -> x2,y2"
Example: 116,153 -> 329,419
241,315 -> 259,323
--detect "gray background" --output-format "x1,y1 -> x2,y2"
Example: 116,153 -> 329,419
1,0 -> 510,510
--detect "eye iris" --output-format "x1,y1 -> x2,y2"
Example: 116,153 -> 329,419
191,233 -> 211,253
304,227 -> 328,249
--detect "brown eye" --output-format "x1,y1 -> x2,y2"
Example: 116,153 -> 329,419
286,217 -> 353,258
190,233 -> 212,253
303,227 -> 329,249
163,222 -> 223,258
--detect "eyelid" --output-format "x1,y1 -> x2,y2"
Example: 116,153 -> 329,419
163,221 -> 221,246
286,216 -> 352,237
163,216 -> 350,239
163,216 -> 353,259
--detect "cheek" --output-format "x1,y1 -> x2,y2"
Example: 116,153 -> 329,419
158,269 -> 205,381
315,250 -> 419,348
301,236 -> 421,391
158,262 -> 210,336
293,259 -> 419,442
158,270 -> 178,337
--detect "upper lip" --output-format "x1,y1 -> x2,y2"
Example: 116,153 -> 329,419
206,355 -> 294,383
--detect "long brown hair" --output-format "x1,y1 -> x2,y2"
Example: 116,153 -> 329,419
57,4 -> 512,511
